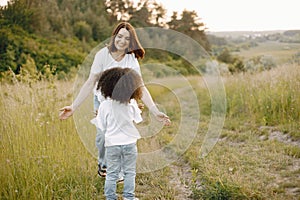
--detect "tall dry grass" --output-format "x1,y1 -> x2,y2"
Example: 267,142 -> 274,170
225,63 -> 300,139
186,63 -> 300,200
0,79 -> 103,199
1,63 -> 299,199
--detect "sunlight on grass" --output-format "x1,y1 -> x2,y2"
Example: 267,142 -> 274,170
0,81 -> 102,199
185,63 -> 300,200
1,63 -> 299,199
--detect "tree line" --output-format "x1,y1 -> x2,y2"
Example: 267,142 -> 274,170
0,0 -> 210,79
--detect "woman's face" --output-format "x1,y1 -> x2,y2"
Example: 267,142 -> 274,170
114,28 -> 130,52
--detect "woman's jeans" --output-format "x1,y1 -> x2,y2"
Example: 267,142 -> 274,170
105,143 -> 137,200
94,95 -> 106,168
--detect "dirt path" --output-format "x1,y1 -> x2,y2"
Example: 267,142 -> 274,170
169,160 -> 193,199
166,85 -> 199,200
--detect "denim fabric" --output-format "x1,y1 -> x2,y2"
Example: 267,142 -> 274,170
94,95 -> 107,168
105,143 -> 137,200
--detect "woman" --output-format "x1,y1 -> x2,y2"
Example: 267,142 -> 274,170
59,22 -> 171,177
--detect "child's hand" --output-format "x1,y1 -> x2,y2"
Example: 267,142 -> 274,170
138,103 -> 144,110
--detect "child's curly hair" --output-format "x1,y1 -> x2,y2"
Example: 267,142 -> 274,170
96,67 -> 143,104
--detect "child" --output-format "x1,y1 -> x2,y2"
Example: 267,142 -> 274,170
91,67 -> 143,200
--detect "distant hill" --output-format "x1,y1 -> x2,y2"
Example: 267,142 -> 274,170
207,30 -> 288,38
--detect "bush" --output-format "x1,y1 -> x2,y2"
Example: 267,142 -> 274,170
216,48 -> 245,73
74,20 -> 92,41
205,60 -> 230,75
291,51 -> 300,64
191,178 -> 248,200
244,55 -> 277,72
0,26 -> 86,80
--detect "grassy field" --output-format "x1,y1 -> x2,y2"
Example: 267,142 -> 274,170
1,62 -> 299,199
236,41 -> 300,64
184,64 -> 300,200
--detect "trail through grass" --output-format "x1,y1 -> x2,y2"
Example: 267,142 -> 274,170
1,63 -> 299,199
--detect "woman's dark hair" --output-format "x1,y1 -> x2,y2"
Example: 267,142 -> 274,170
97,67 -> 143,103
108,22 -> 145,59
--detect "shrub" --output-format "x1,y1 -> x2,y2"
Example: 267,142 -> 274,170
191,178 -> 248,200
244,55 -> 277,72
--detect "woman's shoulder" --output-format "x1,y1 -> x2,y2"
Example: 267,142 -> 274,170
95,46 -> 109,57
126,53 -> 139,65
127,52 -> 137,59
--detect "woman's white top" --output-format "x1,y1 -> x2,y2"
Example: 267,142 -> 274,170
91,99 -> 143,147
90,47 -> 142,100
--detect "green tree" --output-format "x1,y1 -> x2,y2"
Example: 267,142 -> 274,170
128,0 -> 152,27
217,48 -> 245,73
74,20 -> 92,41
167,10 -> 210,51
0,0 -> 35,32
217,48 -> 233,64
105,0 -> 133,23
151,2 -> 167,27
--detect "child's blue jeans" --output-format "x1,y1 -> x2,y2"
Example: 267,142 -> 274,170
105,143 -> 137,200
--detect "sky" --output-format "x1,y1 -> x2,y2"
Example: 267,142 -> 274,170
154,0 -> 300,32
1,0 -> 300,32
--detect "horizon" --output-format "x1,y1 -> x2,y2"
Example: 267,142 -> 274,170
206,29 -> 300,33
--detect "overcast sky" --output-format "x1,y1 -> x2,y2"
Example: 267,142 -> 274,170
150,0 -> 300,32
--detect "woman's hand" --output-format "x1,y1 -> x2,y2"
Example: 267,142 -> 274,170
155,112 -> 171,126
59,106 -> 74,120
59,73 -> 99,120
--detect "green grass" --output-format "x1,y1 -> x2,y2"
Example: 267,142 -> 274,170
224,64 -> 300,138
0,81 -> 103,199
1,63 -> 299,199
183,64 -> 300,200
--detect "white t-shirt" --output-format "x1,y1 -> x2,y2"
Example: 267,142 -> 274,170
91,47 -> 142,97
91,99 -> 143,147
91,46 -> 141,74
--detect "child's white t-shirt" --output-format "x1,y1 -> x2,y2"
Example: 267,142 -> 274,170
91,99 -> 143,147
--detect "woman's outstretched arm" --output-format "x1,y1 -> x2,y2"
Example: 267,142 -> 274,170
59,73 -> 99,120
141,86 -> 171,126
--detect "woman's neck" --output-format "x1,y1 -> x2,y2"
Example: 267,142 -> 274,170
111,50 -> 125,61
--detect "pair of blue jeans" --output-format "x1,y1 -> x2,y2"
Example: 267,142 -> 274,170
105,143 -> 137,200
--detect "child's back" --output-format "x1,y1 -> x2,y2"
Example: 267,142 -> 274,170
93,67 -> 143,200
